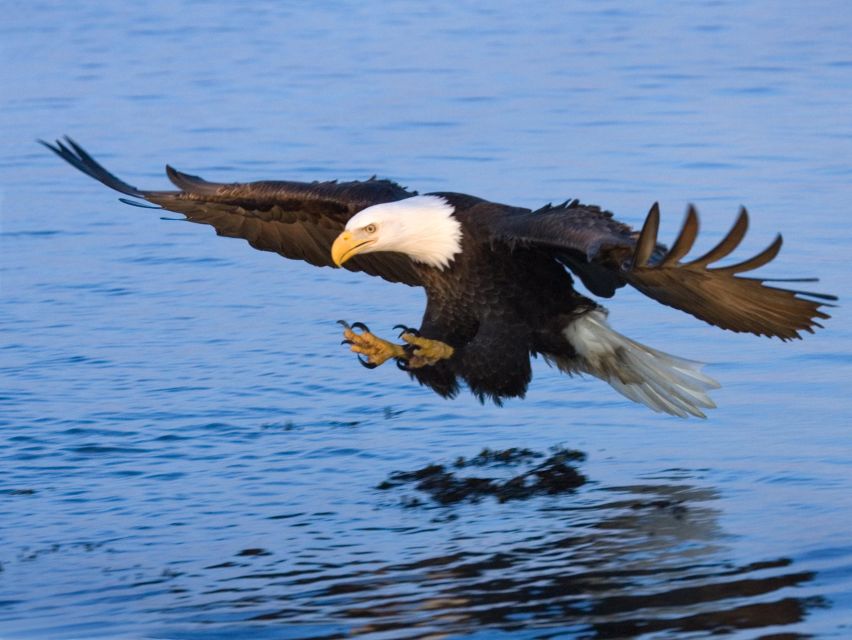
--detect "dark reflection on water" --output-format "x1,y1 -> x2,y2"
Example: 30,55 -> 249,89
155,483 -> 821,639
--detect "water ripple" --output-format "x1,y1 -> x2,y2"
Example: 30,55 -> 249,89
2,1 -> 851,638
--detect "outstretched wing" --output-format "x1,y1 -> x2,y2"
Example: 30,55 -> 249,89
41,137 -> 422,285
488,200 -> 835,340
483,199 -> 652,297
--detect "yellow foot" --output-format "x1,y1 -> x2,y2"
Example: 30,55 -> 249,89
339,321 -> 406,369
396,327 -> 455,369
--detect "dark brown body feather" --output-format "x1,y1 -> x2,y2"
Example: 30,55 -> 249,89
42,137 -> 835,403
410,195 -> 597,402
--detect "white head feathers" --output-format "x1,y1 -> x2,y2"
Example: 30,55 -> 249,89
344,195 -> 462,269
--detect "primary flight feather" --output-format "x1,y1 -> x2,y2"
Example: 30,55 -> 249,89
42,137 -> 835,417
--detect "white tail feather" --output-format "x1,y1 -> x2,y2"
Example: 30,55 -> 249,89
560,310 -> 720,418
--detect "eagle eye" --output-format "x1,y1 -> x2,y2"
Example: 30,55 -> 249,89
364,224 -> 377,234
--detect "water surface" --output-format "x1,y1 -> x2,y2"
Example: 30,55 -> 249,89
2,1 -> 851,638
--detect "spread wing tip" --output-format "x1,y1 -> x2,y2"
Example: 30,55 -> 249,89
118,196 -> 162,209
625,204 -> 836,340
41,135 -> 143,198
632,201 -> 660,267
165,164 -> 221,194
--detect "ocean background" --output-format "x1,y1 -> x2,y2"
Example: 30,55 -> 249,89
2,1 -> 851,638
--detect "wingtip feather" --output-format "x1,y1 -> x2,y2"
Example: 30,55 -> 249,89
660,205 -> 699,267
686,207 -> 748,267
166,164 -> 220,194
633,202 -> 660,267
40,136 -> 143,198
625,206 -> 835,340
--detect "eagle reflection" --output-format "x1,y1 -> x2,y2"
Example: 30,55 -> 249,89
236,481 -> 822,637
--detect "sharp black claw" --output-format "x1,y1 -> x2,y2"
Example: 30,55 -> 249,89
357,355 -> 378,369
337,320 -> 351,329
396,358 -> 410,371
341,339 -> 353,346
394,324 -> 420,338
351,322 -> 370,333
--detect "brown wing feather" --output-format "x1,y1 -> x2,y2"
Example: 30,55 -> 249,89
633,202 -> 660,267
487,196 -> 834,339
42,137 -> 422,286
626,206 -> 835,340
658,205 -> 698,266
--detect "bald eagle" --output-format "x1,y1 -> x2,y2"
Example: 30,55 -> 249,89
42,137 -> 835,417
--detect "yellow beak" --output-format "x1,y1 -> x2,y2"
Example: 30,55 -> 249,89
331,231 -> 374,267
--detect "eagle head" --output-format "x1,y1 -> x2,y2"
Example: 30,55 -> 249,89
331,195 -> 462,270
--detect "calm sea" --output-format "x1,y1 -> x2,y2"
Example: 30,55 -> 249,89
2,1 -> 851,638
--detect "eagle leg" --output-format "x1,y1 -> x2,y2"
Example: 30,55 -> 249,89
338,320 -> 406,368
400,332 -> 455,369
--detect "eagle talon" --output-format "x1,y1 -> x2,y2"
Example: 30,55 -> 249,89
357,355 -> 378,369
339,322 -> 407,369
394,324 -> 421,338
395,358 -> 410,371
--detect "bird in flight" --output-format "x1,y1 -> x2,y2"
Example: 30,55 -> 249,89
42,137 -> 835,417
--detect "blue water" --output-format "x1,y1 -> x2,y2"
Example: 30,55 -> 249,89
2,1 -> 852,638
